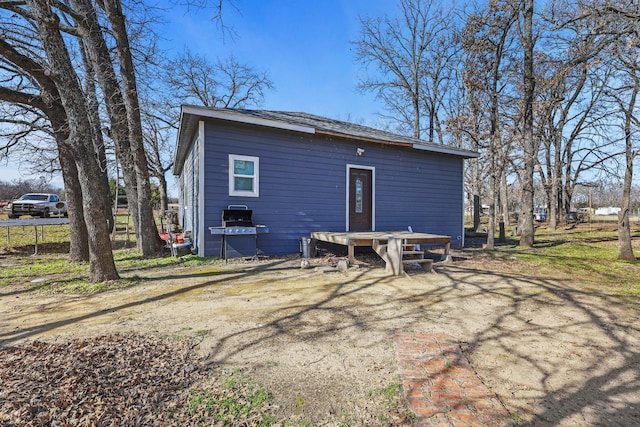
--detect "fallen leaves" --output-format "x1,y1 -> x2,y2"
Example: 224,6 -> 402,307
0,333 -> 206,426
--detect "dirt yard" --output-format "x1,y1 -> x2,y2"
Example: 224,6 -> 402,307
1,251 -> 639,425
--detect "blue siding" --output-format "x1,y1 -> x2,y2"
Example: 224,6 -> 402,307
185,121 -> 464,257
179,135 -> 196,237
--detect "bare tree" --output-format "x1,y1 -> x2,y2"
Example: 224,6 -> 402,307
0,0 -> 171,278
147,49 -> 273,211
79,40 -> 115,233
101,0 -> 164,255
570,0 -> 639,260
23,0 -> 119,281
0,18 -> 93,263
353,0 -> 458,140
71,0 -> 164,256
460,1 -> 518,248
598,7 -> 639,261
165,51 -> 273,109
614,73 -> 639,261
517,0 -> 537,248
531,0 -> 625,230
535,30 -> 594,227
140,102 -> 174,213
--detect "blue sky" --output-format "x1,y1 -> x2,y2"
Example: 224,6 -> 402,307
163,0 -> 392,123
1,0 -> 397,190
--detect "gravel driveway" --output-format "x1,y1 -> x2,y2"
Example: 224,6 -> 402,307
1,253 -> 639,425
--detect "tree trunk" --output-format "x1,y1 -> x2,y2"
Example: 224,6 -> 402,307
498,170 -> 507,242
486,149 -> 498,250
26,0 -> 118,282
0,34 -> 92,263
550,129 -> 564,229
102,0 -> 164,255
618,208 -> 635,261
80,41 -> 115,233
158,172 -> 169,214
549,183 -> 558,230
43,89 -> 90,263
71,0 -> 147,251
618,76 -> 637,262
473,194 -> 481,233
413,91 -> 421,139
486,198 -> 495,249
58,144 -> 89,262
73,144 -> 121,282
519,0 -> 536,248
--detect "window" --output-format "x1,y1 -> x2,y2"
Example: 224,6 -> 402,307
355,178 -> 363,213
229,154 -> 259,197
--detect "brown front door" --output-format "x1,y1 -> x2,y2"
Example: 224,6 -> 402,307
348,168 -> 373,231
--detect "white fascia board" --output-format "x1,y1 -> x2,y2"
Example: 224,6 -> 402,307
181,105 -> 316,135
412,142 -> 479,158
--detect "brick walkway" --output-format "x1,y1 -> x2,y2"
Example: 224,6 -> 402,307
394,331 -> 512,427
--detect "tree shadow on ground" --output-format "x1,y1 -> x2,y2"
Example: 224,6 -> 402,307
435,263 -> 640,426
0,260 -> 287,346
1,254 -> 638,425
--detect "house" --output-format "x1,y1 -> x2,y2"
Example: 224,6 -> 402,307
173,105 -> 478,258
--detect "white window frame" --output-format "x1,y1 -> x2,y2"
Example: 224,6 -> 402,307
229,154 -> 259,197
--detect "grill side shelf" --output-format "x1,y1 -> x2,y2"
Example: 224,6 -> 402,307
209,226 -> 226,235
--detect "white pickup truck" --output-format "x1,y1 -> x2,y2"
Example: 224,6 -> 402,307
4,193 -> 68,219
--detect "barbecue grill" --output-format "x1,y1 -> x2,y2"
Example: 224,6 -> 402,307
209,205 -> 268,261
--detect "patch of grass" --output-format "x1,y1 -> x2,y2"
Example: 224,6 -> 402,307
620,285 -> 640,296
0,222 -> 72,248
0,255 -> 87,286
180,255 -> 220,266
510,411 -> 526,424
293,396 -> 305,414
114,249 -> 181,271
475,226 -> 640,299
366,381 -> 407,412
0,244 -> 224,294
35,276 -> 142,294
183,369 -> 279,426
382,383 -> 402,401
512,241 -> 638,293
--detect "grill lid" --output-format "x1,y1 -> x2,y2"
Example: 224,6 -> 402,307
222,205 -> 253,226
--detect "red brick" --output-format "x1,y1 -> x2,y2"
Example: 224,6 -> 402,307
421,358 -> 448,374
447,411 -> 474,422
441,380 -> 463,395
462,386 -> 493,401
449,412 -> 486,427
473,397 -> 504,411
413,405 -> 442,418
402,369 -> 426,379
432,394 -> 465,408
396,332 -> 512,427
405,387 -> 427,399
447,366 -> 474,378
407,397 -> 429,410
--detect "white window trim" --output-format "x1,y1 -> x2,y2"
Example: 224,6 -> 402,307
229,154 -> 259,197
